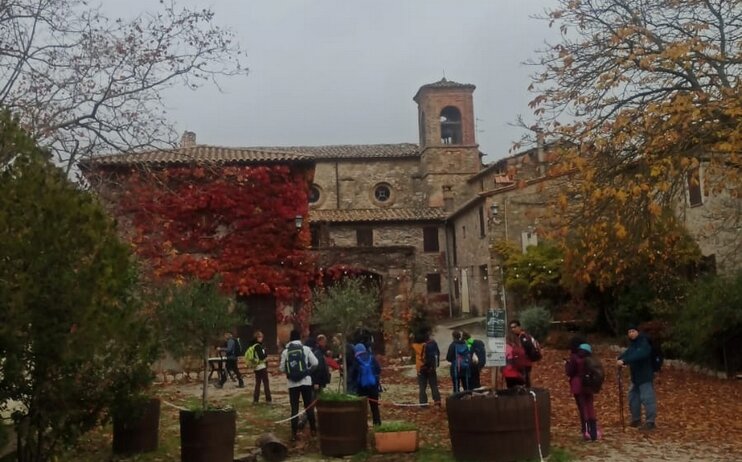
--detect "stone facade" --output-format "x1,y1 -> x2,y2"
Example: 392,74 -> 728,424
86,78 -> 739,354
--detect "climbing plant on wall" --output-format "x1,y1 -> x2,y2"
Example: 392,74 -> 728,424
100,163 -> 316,325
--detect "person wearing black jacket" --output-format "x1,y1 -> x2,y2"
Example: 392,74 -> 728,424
311,334 -> 331,397
217,332 -> 244,388
463,331 -> 487,389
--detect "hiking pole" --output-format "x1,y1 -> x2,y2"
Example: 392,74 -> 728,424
617,366 -> 625,431
529,390 -> 545,462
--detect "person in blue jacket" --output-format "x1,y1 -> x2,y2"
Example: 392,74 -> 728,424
352,343 -> 382,425
617,324 -> 657,431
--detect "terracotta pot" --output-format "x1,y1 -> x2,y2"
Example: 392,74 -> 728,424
374,430 -> 418,453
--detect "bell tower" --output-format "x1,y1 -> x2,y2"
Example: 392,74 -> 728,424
414,78 -> 481,208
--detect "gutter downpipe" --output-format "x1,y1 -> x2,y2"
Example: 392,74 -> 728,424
444,218 -> 454,319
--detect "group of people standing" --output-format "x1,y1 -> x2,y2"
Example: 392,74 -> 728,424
565,324 -> 659,442
216,321 -> 659,444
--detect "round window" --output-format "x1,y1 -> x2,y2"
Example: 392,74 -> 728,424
374,183 -> 392,203
309,184 -> 321,204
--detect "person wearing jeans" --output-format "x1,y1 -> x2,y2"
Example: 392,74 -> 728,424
617,324 -> 657,431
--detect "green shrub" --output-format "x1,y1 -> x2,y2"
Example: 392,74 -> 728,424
375,421 -> 417,432
673,271 -> 742,375
519,306 -> 552,342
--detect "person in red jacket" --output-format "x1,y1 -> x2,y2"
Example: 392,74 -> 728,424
502,332 -> 527,388
565,343 -> 601,441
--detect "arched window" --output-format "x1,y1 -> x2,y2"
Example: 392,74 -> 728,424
440,106 -> 462,145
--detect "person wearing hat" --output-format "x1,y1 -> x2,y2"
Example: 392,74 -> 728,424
351,342 -> 382,425
617,324 -> 657,431
565,342 -> 601,441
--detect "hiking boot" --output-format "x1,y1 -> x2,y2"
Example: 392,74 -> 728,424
639,422 -> 656,432
629,420 -> 641,428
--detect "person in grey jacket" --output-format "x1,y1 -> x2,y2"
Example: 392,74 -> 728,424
617,324 -> 657,431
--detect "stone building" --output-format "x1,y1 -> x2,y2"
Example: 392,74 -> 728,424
85,78 -> 735,351
82,78 -> 565,349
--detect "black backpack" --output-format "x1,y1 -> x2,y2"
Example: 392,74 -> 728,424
582,355 -> 605,393
285,343 -> 310,381
311,348 -> 330,386
421,340 -> 439,370
648,336 -> 664,372
522,333 -> 543,362
471,339 -> 487,369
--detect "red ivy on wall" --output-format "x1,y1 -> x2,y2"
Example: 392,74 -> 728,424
105,163 -> 317,324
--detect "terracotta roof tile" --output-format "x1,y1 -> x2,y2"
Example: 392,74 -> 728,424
86,145 -> 313,167
310,207 -> 446,223
414,78 -> 476,100
251,143 -> 419,159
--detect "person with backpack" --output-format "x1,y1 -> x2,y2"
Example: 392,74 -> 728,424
566,343 -> 603,441
509,320 -> 542,387
279,329 -> 319,441
566,334 -> 588,435
503,331 -> 527,388
446,330 -> 472,393
463,331 -> 487,389
217,332 -> 244,389
310,334 -> 331,398
244,330 -> 271,403
352,342 -> 382,425
411,328 -> 441,406
617,324 -> 657,431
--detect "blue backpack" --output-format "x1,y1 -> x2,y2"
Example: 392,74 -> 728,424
355,352 -> 378,388
454,342 -> 472,375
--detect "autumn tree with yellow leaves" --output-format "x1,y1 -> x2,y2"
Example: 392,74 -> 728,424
529,0 -> 740,289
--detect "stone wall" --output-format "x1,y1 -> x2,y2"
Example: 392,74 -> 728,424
677,165 -> 741,273
312,158 -> 425,210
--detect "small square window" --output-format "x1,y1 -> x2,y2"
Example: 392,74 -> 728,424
423,226 -> 439,252
357,228 -> 373,247
426,273 -> 441,293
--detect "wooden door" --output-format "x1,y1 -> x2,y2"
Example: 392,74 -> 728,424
235,294 -> 278,354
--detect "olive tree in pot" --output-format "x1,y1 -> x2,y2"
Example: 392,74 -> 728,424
157,278 -> 238,462
110,276 -> 163,456
311,278 -> 380,456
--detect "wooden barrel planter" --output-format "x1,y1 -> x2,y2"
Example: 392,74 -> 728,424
316,397 -> 368,456
112,398 -> 161,455
446,387 -> 551,462
179,408 -> 236,462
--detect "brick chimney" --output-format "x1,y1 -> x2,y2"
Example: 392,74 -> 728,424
536,130 -> 546,176
180,131 -> 196,148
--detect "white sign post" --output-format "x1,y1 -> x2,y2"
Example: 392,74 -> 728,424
486,308 -> 506,367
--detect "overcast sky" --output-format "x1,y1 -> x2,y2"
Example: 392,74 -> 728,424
105,0 -> 560,162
